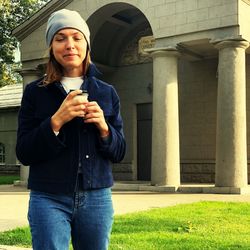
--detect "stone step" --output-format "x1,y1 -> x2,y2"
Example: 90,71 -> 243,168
112,182 -> 250,194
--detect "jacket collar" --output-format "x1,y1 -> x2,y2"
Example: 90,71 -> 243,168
50,63 -> 101,94
86,63 -> 102,78
38,63 -> 102,94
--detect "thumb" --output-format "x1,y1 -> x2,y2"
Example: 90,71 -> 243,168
66,89 -> 83,100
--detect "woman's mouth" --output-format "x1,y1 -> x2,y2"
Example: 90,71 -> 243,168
63,54 -> 78,58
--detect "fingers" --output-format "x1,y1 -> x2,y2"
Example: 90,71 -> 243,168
71,100 -> 109,135
84,102 -> 106,126
67,104 -> 86,116
84,102 -> 103,119
64,90 -> 87,113
84,101 -> 102,113
54,91 -> 86,123
65,89 -> 83,101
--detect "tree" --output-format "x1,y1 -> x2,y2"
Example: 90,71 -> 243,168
0,0 -> 50,87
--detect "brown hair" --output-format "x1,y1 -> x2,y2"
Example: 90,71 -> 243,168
43,48 -> 91,86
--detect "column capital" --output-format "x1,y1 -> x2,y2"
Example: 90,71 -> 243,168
144,46 -> 180,58
213,39 -> 249,50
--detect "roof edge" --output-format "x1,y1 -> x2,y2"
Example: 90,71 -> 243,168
12,0 -> 73,41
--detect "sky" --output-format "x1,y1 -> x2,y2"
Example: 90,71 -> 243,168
14,45 -> 20,62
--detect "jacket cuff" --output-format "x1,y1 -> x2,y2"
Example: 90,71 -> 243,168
100,133 -> 111,144
40,117 -> 66,152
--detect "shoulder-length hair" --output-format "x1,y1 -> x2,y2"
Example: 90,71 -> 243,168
43,48 -> 91,86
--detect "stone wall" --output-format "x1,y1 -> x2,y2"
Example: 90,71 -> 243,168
152,0 -> 238,39
179,58 -> 217,161
104,62 -> 153,180
0,164 -> 20,175
19,0 -> 245,69
0,108 -> 19,165
181,162 -> 215,183
112,163 -> 133,181
181,163 -> 250,184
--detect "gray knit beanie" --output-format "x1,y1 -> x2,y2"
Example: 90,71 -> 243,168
46,9 -> 90,48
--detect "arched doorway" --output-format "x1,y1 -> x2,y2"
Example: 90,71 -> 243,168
87,3 -> 153,181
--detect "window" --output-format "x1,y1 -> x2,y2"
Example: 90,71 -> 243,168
0,143 -> 5,164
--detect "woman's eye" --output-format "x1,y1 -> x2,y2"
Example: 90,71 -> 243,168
55,37 -> 65,41
74,37 -> 83,41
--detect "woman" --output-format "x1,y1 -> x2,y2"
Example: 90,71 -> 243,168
16,9 -> 126,250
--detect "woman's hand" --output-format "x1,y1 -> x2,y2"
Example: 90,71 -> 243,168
84,101 -> 110,137
51,90 -> 86,132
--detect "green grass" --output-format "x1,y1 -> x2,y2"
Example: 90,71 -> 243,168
0,175 -> 20,185
0,201 -> 249,249
109,201 -> 250,250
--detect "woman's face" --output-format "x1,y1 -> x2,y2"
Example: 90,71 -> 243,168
52,28 -> 88,77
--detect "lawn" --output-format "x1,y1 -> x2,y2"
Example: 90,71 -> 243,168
0,201 -> 249,249
0,175 -> 19,185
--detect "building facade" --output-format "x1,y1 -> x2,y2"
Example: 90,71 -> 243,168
0,84 -> 22,175
12,0 -> 250,193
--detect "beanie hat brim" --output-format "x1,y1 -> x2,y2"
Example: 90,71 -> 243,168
46,9 -> 90,48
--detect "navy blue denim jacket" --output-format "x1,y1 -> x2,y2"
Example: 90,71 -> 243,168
16,64 -> 126,194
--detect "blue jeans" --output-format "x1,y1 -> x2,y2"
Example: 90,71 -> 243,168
28,188 -> 114,250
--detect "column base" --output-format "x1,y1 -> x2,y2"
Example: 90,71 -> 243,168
112,182 -> 178,192
113,182 -> 250,194
203,186 -> 250,194
175,184 -> 250,194
13,180 -> 28,187
140,185 -> 179,192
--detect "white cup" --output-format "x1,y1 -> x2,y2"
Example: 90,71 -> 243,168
73,91 -> 88,117
74,91 -> 88,103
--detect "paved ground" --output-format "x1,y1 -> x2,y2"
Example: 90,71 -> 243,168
1,184 -> 250,249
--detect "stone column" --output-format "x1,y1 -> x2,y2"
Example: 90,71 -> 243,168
145,47 -> 180,188
20,69 -> 41,88
16,69 -> 41,186
214,40 -> 249,189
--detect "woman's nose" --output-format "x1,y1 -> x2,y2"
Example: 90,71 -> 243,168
66,38 -> 75,49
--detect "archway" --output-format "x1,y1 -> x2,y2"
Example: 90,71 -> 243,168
87,3 -> 153,181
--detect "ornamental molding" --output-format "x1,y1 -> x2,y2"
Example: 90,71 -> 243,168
120,28 -> 153,65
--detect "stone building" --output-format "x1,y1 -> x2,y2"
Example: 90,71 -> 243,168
11,0 -> 250,193
0,84 -> 22,175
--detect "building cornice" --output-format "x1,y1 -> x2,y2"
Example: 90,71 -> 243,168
12,0 -> 73,41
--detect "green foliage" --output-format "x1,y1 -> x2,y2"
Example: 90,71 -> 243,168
0,227 -> 31,246
177,221 -> 195,233
0,175 -> 20,185
0,0 -> 50,87
0,62 -> 22,87
0,202 -> 250,249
